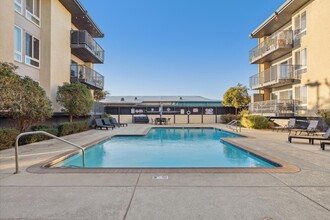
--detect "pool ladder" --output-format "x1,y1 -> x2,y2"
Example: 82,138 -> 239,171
226,120 -> 242,132
14,131 -> 85,174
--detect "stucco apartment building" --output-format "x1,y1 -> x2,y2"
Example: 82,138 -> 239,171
248,0 -> 330,117
0,0 -> 105,113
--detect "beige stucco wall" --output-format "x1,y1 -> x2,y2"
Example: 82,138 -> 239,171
0,1 -> 14,63
40,0 -> 71,112
294,0 -> 330,111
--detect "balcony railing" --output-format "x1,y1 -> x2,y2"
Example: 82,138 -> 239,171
249,30 -> 293,64
249,99 -> 301,116
71,30 -> 104,63
249,64 -> 301,90
70,64 -> 104,90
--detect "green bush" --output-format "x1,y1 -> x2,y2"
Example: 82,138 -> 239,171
102,112 -> 113,119
0,128 -> 20,150
19,125 -> 58,145
241,115 -> 272,129
220,114 -> 240,124
58,121 -> 89,136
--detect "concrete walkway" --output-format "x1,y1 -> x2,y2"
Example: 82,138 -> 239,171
0,124 -> 330,219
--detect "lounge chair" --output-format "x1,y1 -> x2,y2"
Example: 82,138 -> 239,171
320,141 -> 330,150
111,118 -> 127,127
288,127 -> 330,144
273,118 -> 296,132
95,119 -> 114,130
102,118 -> 120,128
289,120 -> 318,135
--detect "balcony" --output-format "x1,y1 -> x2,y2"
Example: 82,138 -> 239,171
249,30 -> 293,64
71,30 -> 104,63
249,65 -> 301,90
249,99 -> 301,116
70,64 -> 104,90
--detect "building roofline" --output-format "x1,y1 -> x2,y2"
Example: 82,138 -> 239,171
59,0 -> 104,38
250,0 -> 310,38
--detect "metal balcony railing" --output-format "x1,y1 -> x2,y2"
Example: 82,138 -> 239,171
249,99 -> 301,116
70,64 -> 104,90
249,30 -> 293,63
249,64 -> 301,90
71,30 -> 104,63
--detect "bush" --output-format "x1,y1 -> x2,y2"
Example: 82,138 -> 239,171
58,121 -> 89,136
19,125 -> 58,145
102,112 -> 113,119
220,114 -> 240,124
241,115 -> 272,129
0,128 -> 20,150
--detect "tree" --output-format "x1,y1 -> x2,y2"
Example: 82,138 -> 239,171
93,89 -> 109,101
0,62 -> 52,131
56,82 -> 94,122
223,83 -> 250,115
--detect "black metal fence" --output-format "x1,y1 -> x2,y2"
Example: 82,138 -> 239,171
105,105 -> 236,124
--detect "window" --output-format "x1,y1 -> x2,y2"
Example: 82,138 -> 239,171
14,0 -> 22,14
295,48 -> 307,67
279,90 -> 293,100
14,26 -> 23,62
295,48 -> 307,73
294,11 -> 307,33
25,33 -> 40,68
295,86 -> 307,105
26,0 -> 40,26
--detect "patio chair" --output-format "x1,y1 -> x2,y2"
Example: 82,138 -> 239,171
102,118 -> 120,128
289,120 -> 319,135
320,141 -> 330,150
95,118 -> 114,130
288,127 -> 330,144
273,118 -> 296,132
111,118 -> 127,127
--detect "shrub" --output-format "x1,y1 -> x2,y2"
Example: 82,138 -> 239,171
58,121 -> 89,136
102,112 -> 113,119
19,125 -> 58,145
220,114 -> 240,124
241,115 -> 272,129
0,128 -> 20,150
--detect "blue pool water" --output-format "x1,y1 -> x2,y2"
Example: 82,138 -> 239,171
56,128 -> 276,168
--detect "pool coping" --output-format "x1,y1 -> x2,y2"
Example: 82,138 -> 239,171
26,126 -> 300,174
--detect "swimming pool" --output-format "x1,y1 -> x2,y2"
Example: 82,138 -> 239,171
54,128 -> 277,168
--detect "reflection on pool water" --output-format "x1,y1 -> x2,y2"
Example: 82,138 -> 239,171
55,128 -> 277,168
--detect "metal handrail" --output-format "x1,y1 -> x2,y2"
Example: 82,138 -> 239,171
226,120 -> 241,132
14,131 -> 85,174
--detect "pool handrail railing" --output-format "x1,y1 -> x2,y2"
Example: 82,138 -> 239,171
14,131 -> 85,174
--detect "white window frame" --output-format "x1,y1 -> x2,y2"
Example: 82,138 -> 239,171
295,48 -> 307,73
25,32 -> 40,69
25,0 -> 41,26
14,0 -> 23,14
272,88 -> 293,101
14,25 -> 23,62
294,10 -> 307,34
294,85 -> 307,106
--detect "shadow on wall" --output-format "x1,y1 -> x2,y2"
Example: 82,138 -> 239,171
305,78 -> 330,113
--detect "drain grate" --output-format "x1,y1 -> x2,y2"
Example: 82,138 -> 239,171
152,175 -> 169,180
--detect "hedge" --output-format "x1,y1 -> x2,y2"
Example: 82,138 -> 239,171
220,114 -> 240,124
241,115 -> 272,129
58,121 -> 89,136
0,128 -> 20,150
20,125 -> 59,145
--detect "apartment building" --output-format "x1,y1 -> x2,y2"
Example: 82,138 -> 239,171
248,0 -> 330,116
0,0 -> 105,113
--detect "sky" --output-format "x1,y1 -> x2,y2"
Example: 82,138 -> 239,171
80,0 -> 285,100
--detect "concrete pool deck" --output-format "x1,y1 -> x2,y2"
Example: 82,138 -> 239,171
0,124 -> 330,219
